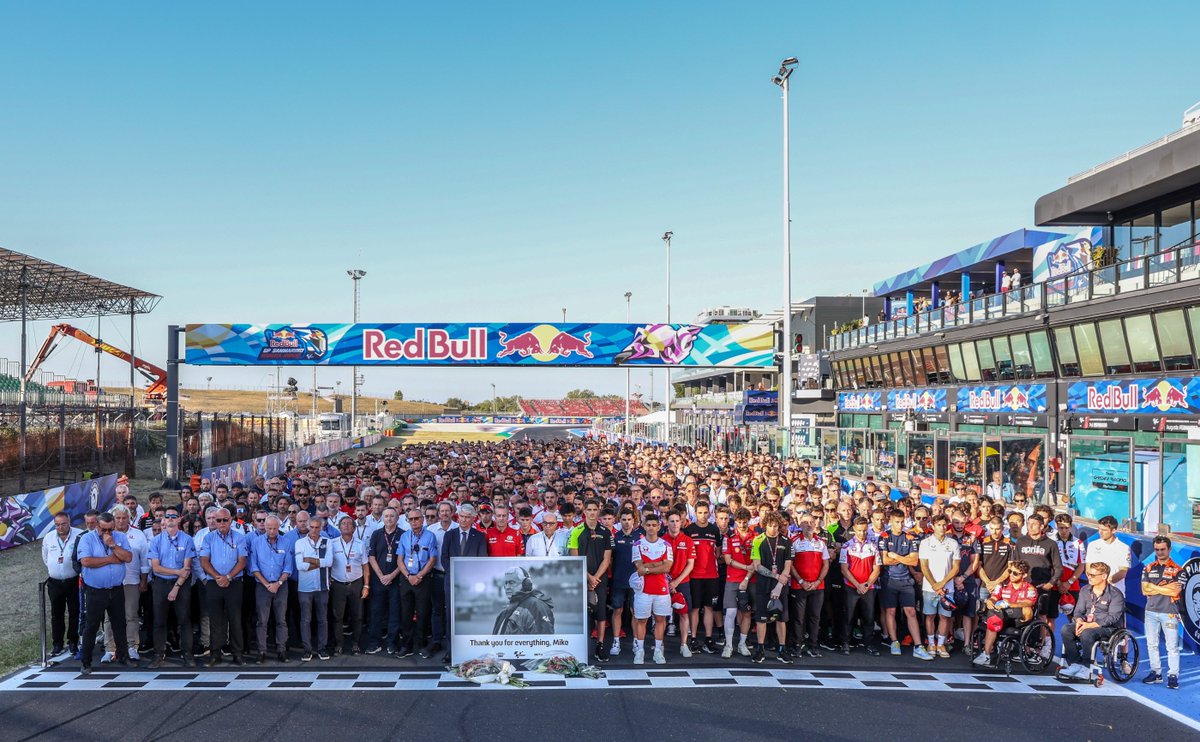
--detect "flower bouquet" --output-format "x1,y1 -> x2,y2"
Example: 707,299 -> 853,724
523,652 -> 605,679
450,656 -> 530,688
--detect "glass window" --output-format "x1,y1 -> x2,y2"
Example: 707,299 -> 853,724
864,357 -> 879,387
947,344 -> 966,383
933,345 -> 952,384
887,353 -> 903,387
1156,309 -> 1196,371
1124,314 -> 1162,373
960,341 -> 982,381
1054,327 -> 1080,377
1028,330 -> 1056,378
919,348 -> 939,384
1189,307 -> 1200,361
1114,219 -> 1131,259
1160,202 -> 1193,249
877,355 -> 892,387
1131,213 -> 1156,257
992,335 -> 1014,380
894,352 -> 913,386
853,358 -> 867,388
1010,333 -> 1034,379
975,339 -> 997,381
1072,323 -> 1104,376
1098,319 -> 1132,374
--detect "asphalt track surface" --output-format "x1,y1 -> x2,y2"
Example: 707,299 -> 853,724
2,656 -> 1193,742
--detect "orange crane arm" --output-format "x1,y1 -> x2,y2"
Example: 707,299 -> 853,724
24,322 -> 169,398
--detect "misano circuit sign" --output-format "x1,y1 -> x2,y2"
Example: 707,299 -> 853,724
185,323 -> 776,368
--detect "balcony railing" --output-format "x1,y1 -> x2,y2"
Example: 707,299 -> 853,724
828,238 -> 1200,352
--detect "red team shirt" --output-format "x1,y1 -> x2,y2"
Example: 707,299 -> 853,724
683,522 -> 721,579
839,536 -> 880,587
634,537 -> 672,595
663,531 -> 696,582
485,525 -> 524,557
994,580 -> 1038,605
790,535 -> 830,590
722,530 -> 755,583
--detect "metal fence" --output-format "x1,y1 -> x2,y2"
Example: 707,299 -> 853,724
176,412 -> 289,480
0,402 -> 141,490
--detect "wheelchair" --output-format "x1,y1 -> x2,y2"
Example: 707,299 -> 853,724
1054,627 -> 1139,686
967,612 -> 1056,676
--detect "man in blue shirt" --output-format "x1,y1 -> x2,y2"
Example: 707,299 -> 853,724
609,510 -> 643,658
397,508 -> 439,658
250,514 -> 293,663
77,512 -> 133,674
147,506 -> 196,668
199,506 -> 249,666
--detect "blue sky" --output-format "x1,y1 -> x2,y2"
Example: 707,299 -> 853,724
1,1 -> 1197,404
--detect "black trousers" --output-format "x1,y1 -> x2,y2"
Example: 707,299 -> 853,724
330,578 -> 364,651
821,581 -> 847,644
789,588 -> 824,649
46,577 -> 79,648
205,581 -> 244,656
844,587 -> 877,647
81,585 -> 126,668
241,576 -> 257,651
152,577 -> 193,657
398,578 -> 432,651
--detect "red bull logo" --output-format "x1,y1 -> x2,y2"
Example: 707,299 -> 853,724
1142,380 -> 1189,413
1086,383 -> 1141,412
362,327 -> 488,361
496,325 -> 594,362
891,390 -> 942,411
1002,387 -> 1030,410
840,393 -> 880,411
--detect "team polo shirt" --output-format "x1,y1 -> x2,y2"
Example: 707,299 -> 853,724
77,530 -> 131,589
663,531 -> 695,582
917,535 -> 959,590
975,535 -> 1014,584
953,530 -> 977,578
612,527 -> 644,589
839,536 -> 880,587
632,536 -> 672,595
878,531 -> 918,584
751,533 -> 792,581
790,535 -> 829,589
148,530 -> 196,580
568,522 -> 614,579
248,534 -> 292,583
199,528 -> 249,581
1085,536 -> 1132,596
994,580 -> 1037,605
485,525 -> 524,557
1142,559 -> 1185,614
722,530 -> 755,583
682,521 -> 721,579
1053,533 -> 1086,571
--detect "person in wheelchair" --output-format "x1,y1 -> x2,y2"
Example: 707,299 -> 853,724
1059,561 -> 1125,680
972,560 -> 1037,666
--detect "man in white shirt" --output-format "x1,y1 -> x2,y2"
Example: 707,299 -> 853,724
103,505 -> 150,662
42,512 -> 82,655
918,514 -> 960,658
295,515 -> 333,661
1084,515 -> 1131,596
329,517 -> 369,655
1011,267 -> 1022,289
525,511 -> 569,557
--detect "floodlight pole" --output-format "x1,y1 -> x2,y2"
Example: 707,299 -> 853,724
348,269 -> 366,438
774,57 -> 798,441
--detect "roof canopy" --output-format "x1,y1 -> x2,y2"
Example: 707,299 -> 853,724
0,247 -> 161,322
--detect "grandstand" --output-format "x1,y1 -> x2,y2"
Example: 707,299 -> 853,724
518,398 -> 649,417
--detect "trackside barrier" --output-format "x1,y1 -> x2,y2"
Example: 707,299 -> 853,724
202,434 -> 383,487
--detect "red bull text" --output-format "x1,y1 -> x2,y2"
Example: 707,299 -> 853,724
362,327 -> 488,361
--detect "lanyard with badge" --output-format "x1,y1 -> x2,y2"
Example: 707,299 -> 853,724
340,538 -> 355,576
406,533 -> 422,572
56,534 -> 69,564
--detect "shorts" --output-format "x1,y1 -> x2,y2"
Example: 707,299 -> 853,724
611,587 -> 634,610
671,582 -> 692,612
956,579 -> 979,618
921,590 -> 955,617
633,592 -> 672,619
723,581 -> 747,611
690,578 -> 720,610
754,582 -> 788,623
880,580 -> 916,610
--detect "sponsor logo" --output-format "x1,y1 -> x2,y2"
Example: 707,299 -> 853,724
891,390 -> 942,412
496,325 -> 594,362
362,327 -> 488,362
1141,380 -> 1189,413
839,393 -> 880,412
259,327 -> 328,361
1179,558 -> 1200,647
1085,383 -> 1140,412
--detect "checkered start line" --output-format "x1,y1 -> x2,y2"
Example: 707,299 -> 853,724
0,666 -> 1126,694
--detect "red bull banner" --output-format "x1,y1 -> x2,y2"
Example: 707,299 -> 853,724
887,388 -> 948,412
837,391 -> 883,412
956,384 -> 1047,414
186,323 -> 775,368
1067,377 -> 1199,415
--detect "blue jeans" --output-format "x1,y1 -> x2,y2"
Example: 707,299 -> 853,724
1144,610 -> 1181,676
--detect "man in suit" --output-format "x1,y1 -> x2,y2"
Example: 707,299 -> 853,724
440,503 -> 487,665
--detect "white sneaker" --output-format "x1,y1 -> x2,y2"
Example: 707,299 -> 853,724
653,648 -> 666,665
721,644 -> 734,659
953,628 -> 965,642
680,643 -> 692,658
633,648 -> 645,665
737,643 -> 751,657
128,648 -> 140,661
101,652 -> 114,664
609,641 -> 621,657
972,652 -> 990,666
667,624 -> 677,637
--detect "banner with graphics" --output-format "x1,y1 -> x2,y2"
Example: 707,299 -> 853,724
202,434 -> 382,487
836,391 -> 883,412
1032,227 -> 1103,285
1067,377 -> 1199,415
887,388 -> 949,413
0,473 -> 119,552
956,384 -> 1047,414
185,323 -> 776,368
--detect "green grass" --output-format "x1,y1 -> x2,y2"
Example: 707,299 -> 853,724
0,540 -> 49,676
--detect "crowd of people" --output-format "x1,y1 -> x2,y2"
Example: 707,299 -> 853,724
40,436 -> 1184,689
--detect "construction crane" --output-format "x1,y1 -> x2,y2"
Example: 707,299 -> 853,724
24,323 -> 168,402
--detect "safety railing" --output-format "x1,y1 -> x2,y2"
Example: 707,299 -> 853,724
829,236 -> 1200,352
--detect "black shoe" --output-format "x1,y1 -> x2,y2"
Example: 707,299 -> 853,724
231,656 -> 244,666
149,656 -> 165,669
866,645 -> 880,657
365,645 -> 382,655
68,642 -> 79,655
195,646 -> 210,658
595,650 -> 610,663
804,646 -> 823,658
52,645 -> 64,656
278,652 -> 289,663
80,665 -> 92,676
819,640 -> 838,652
207,656 -> 223,668
351,649 -> 361,656
1167,675 -> 1179,690
317,650 -> 330,661
840,644 -> 851,656
256,653 -> 267,665
752,647 -> 766,664
385,646 -> 396,656
702,640 -> 718,655
775,651 -> 793,664
397,646 -> 414,659
301,652 -> 313,662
